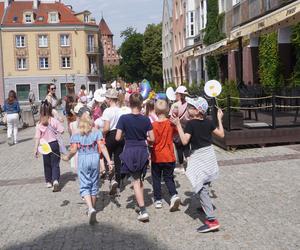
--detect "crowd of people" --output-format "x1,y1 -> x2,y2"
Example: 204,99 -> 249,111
3,81 -> 224,233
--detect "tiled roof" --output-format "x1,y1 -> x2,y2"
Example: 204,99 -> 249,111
2,1 -> 97,26
99,18 -> 113,36
0,3 -> 4,22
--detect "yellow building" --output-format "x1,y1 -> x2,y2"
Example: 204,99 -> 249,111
0,0 -> 101,103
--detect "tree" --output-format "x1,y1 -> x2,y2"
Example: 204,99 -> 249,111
118,27 -> 145,82
103,65 -> 120,83
142,23 -> 163,87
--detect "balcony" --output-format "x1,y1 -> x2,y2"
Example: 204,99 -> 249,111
87,64 -> 99,77
86,46 -> 100,54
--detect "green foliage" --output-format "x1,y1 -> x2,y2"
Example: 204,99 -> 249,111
217,80 -> 240,111
206,56 -> 219,80
186,81 -> 205,96
118,29 -> 145,82
142,23 -> 163,87
290,23 -> 300,87
258,32 -> 283,94
103,65 -> 120,83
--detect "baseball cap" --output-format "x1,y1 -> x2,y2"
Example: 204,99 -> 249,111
78,106 -> 91,118
94,88 -> 106,103
185,96 -> 208,114
175,86 -> 188,95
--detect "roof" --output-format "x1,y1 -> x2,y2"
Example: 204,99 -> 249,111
2,1 -> 97,27
0,2 -> 4,22
99,18 -> 113,36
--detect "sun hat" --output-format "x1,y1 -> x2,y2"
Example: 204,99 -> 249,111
105,88 -> 119,99
94,88 -> 106,103
175,86 -> 189,95
185,96 -> 209,114
73,103 -> 84,115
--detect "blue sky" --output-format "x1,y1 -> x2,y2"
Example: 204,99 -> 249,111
63,0 -> 163,47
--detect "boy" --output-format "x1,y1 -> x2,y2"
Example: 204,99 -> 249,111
151,100 -> 180,211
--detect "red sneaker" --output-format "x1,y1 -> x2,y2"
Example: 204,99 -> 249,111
197,219 -> 220,233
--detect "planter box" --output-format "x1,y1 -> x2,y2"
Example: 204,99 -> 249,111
223,111 -> 244,130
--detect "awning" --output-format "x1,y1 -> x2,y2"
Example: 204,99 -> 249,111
193,38 -> 228,57
231,0 -> 300,40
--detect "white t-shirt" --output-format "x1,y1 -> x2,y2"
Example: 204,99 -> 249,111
101,106 -> 121,131
94,117 -> 104,130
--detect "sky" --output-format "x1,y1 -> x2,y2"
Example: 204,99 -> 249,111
63,0 -> 163,47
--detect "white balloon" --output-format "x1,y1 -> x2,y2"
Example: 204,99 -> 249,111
166,87 -> 176,101
204,80 -> 222,97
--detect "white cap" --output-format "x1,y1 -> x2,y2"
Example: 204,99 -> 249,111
175,86 -> 188,95
94,88 -> 106,103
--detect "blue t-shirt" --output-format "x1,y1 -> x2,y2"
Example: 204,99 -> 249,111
116,114 -> 152,141
3,100 -> 20,114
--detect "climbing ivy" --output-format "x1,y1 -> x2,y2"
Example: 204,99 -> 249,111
258,32 -> 283,94
290,23 -> 300,87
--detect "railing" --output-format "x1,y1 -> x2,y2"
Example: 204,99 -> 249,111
86,46 -> 100,54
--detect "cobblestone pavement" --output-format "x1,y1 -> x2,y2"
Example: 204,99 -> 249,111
0,127 -> 299,250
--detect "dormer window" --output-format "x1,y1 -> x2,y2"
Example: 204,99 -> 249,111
48,12 -> 59,23
24,12 -> 33,23
84,14 -> 89,23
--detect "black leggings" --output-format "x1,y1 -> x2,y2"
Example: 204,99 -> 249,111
174,141 -> 190,165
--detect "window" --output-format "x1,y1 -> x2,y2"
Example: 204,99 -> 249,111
38,84 -> 48,101
48,12 -> 59,23
38,35 -> 48,48
61,57 -> 71,68
16,84 -> 30,101
88,35 -> 95,52
60,34 -> 70,47
60,83 -> 67,98
17,58 -> 27,70
89,84 -> 96,94
232,0 -> 240,6
24,12 -> 33,23
39,57 -> 49,69
190,12 -> 194,22
84,14 -> 89,23
16,35 -> 26,48
191,24 -> 194,36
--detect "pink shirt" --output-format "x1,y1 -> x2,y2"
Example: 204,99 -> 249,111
35,117 -> 64,143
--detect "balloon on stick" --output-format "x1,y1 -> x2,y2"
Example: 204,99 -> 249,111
38,139 -> 61,158
166,87 -> 176,101
140,79 -> 151,100
204,80 -> 222,108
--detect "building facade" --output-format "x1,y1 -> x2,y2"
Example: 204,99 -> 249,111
162,0 -> 173,87
0,0 -> 101,104
99,17 -> 120,67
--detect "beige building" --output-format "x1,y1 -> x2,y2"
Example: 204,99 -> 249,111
0,0 -> 101,103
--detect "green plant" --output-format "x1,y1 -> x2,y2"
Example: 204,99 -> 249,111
217,80 -> 240,111
186,81 -> 205,96
258,32 -> 283,94
290,23 -> 300,88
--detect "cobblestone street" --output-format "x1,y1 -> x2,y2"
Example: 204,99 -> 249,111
0,127 -> 299,250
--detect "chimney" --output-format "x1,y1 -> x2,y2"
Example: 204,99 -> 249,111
33,0 -> 39,9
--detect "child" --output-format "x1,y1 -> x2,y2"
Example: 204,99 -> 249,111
145,99 -> 158,123
62,114 -> 113,225
34,100 -> 64,192
172,96 -> 224,233
151,100 -> 180,211
116,93 -> 155,222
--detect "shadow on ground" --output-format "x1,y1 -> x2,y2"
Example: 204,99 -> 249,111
4,223 -> 167,250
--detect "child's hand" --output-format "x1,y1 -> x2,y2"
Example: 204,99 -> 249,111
108,161 -> 114,173
61,154 -> 69,161
170,116 -> 180,126
34,149 -> 39,158
217,109 -> 224,120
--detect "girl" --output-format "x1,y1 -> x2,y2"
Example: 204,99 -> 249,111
3,90 -> 20,145
145,99 -> 158,123
116,93 -> 155,222
172,96 -> 224,233
34,100 -> 64,192
62,114 -> 113,225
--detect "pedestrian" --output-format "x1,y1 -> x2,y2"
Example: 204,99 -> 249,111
116,93 -> 155,222
46,83 -> 63,122
169,86 -> 190,174
102,88 -> 124,195
3,90 -> 20,145
78,84 -> 88,99
34,100 -> 64,192
151,100 -> 180,211
145,99 -> 158,123
172,96 -> 224,233
28,88 -> 35,105
65,95 -> 76,135
62,114 -> 113,225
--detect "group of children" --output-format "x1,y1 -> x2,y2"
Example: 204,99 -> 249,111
34,85 -> 224,233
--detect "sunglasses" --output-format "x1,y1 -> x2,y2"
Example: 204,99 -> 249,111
50,87 -> 56,90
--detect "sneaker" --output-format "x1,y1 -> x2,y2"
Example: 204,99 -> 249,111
137,211 -> 149,222
169,195 -> 180,212
88,208 -> 97,225
154,200 -> 163,209
46,182 -> 52,188
174,167 -> 185,174
109,180 -> 118,195
52,180 -> 60,192
7,137 -> 13,146
197,219 -> 220,233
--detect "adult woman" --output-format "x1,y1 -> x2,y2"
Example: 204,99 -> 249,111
3,90 -> 20,145
46,83 -> 63,122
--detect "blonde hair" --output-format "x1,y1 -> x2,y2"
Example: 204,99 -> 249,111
155,99 -> 169,116
79,113 -> 93,135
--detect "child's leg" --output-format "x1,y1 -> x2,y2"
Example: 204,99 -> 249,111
50,142 -> 61,182
199,183 -> 215,220
43,154 -> 52,183
162,163 -> 178,197
84,195 -> 94,210
91,196 -> 97,208
133,179 -> 144,207
151,163 -> 163,201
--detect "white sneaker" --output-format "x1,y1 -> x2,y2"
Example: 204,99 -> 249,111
154,200 -> 163,209
109,180 -> 118,195
174,167 -> 185,174
169,195 -> 180,212
52,180 -> 60,192
137,211 -> 149,222
88,208 -> 97,225
46,182 -> 52,188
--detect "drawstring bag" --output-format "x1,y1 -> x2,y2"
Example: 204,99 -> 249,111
47,124 -> 67,154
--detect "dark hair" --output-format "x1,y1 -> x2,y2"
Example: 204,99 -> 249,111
145,99 -> 155,116
129,93 -> 143,110
39,99 -> 53,126
47,84 -> 57,98
65,95 -> 75,116
7,90 -> 17,104
80,85 -> 86,90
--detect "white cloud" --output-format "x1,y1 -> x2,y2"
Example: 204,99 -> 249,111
63,0 -> 163,46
